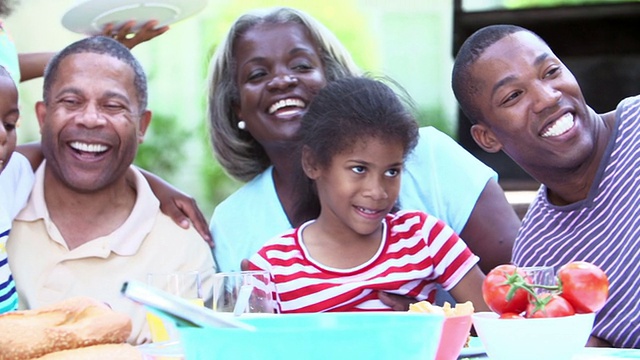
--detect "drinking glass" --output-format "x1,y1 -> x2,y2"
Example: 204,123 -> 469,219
146,271 -> 202,343
521,266 -> 556,295
212,270 -> 278,315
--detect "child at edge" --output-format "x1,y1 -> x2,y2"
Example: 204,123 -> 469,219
247,76 -> 489,313
0,65 -> 34,313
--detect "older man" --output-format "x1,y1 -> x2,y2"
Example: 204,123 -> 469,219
452,24 -> 640,348
7,36 -> 215,344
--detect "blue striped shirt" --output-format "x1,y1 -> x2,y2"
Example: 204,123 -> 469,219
513,95 -> 640,348
0,229 -> 18,313
0,153 -> 35,314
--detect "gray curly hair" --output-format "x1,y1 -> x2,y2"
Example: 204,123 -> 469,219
207,7 -> 362,182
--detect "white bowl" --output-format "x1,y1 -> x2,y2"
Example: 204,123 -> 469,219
472,312 -> 595,360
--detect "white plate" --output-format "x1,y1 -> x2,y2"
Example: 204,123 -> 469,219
459,336 -> 485,357
61,0 -> 208,35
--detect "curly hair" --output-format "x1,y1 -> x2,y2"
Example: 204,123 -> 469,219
207,7 -> 362,182
0,0 -> 17,17
291,75 -> 419,225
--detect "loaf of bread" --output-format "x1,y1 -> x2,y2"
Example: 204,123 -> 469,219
34,343 -> 143,360
0,296 -> 133,360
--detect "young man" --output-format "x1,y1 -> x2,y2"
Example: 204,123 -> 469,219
452,24 -> 640,348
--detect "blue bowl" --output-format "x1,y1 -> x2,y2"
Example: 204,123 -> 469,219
178,312 -> 444,360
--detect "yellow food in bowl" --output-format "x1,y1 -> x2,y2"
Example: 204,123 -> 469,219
409,300 -> 474,316
409,301 -> 475,350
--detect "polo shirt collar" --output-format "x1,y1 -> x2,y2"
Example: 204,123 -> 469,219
16,162 -> 159,256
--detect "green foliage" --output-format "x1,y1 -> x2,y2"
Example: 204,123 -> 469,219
196,119 -> 242,218
135,112 -> 189,176
200,0 -> 380,74
135,109 -> 242,218
505,0 -> 639,8
416,106 -> 456,139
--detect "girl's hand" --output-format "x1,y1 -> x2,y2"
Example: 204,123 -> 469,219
102,20 -> 169,49
378,291 -> 416,311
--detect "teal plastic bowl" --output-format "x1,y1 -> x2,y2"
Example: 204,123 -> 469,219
178,312 -> 444,360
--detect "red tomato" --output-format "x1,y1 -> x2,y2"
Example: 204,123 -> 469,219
483,264 -> 530,315
526,293 -> 575,318
499,312 -> 525,319
557,261 -> 609,313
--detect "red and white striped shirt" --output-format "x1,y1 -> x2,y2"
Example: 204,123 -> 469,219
248,210 -> 479,313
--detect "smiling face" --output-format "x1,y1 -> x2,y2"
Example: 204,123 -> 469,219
233,22 -> 327,151
0,74 -> 19,174
36,52 -> 151,192
469,31 -> 597,178
305,136 -> 404,239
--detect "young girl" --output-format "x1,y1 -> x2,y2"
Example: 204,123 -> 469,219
248,76 -> 489,313
0,65 -> 34,313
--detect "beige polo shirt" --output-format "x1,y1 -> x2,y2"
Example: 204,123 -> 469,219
7,162 -> 216,344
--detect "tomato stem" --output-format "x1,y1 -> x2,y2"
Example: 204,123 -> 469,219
502,271 -> 561,306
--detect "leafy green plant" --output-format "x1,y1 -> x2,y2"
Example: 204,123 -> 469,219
416,106 -> 456,139
135,112 -> 188,176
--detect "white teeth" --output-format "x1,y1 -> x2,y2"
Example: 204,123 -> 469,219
542,113 -> 574,138
358,207 -> 376,214
268,98 -> 305,114
70,141 -> 108,153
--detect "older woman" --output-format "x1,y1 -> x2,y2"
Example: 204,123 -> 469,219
208,7 -> 520,279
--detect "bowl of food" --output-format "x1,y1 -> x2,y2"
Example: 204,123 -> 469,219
409,301 -> 474,360
178,312 -> 444,360
438,314 -> 474,359
474,261 -> 608,360
473,311 -> 595,360
123,281 -> 445,359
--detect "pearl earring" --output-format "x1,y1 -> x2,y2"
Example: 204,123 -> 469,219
238,120 -> 246,130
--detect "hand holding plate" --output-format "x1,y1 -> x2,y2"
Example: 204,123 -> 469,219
102,20 -> 169,49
